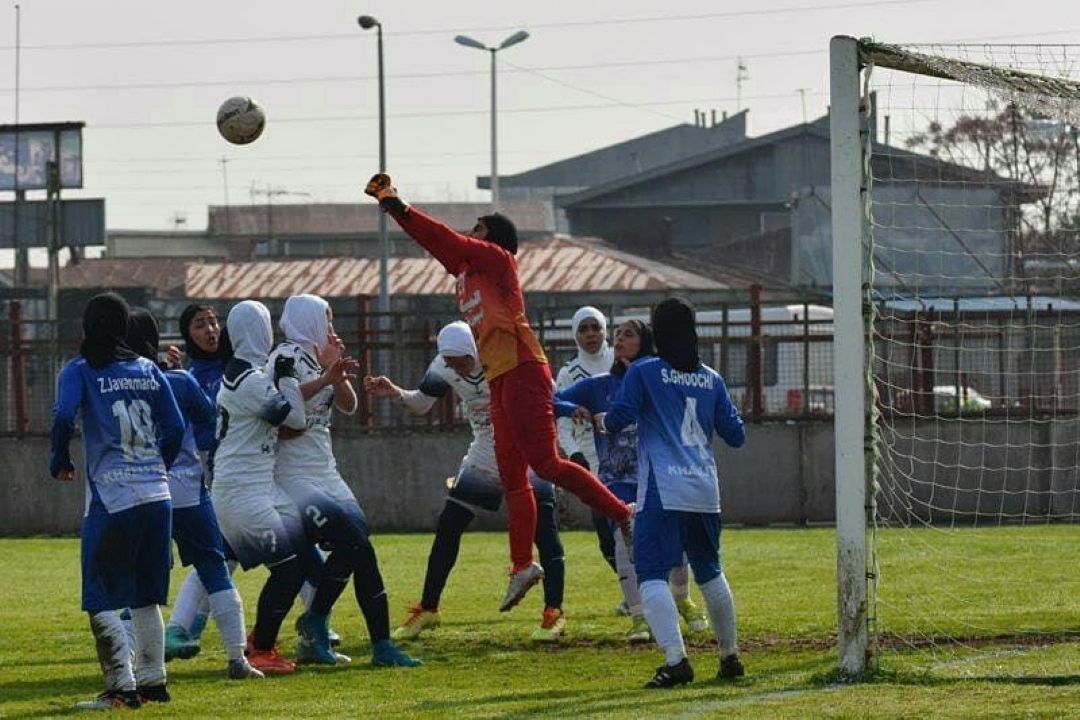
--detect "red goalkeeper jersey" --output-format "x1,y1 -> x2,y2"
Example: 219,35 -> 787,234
394,207 -> 547,380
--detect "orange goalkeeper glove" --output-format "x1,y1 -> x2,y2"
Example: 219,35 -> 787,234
364,173 -> 407,215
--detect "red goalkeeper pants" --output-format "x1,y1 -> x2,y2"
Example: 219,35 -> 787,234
490,360 -> 631,572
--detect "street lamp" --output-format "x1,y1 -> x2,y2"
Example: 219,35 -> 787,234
454,30 -> 530,212
358,14 -> 389,316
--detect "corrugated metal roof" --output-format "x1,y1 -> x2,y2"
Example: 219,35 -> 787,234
207,200 -> 554,236
60,258 -> 190,296
185,235 -> 726,299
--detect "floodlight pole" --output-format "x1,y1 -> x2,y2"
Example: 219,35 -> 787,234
359,15 -> 390,316
490,47 -> 498,211
455,30 -> 530,213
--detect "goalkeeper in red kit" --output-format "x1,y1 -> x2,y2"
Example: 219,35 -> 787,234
364,173 -> 633,611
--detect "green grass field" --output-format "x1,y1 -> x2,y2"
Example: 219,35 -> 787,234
1,527 -> 1078,718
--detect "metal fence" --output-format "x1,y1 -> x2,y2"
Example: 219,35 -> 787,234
1,291 -> 839,436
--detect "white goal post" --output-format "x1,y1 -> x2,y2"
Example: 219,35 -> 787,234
830,35 -> 1080,678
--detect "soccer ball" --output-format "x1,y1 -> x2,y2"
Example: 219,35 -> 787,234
216,96 -> 265,145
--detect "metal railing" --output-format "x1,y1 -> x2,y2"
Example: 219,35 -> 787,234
2,291 -> 838,436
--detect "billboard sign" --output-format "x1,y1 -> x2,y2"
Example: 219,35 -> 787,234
0,198 -> 105,248
0,122 -> 85,192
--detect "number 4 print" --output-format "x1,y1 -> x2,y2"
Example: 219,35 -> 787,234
680,397 -> 708,449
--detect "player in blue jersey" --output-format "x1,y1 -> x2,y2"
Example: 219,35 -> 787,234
269,294 -> 420,668
162,303 -> 233,659
166,304 -> 230,456
211,300 -> 312,675
599,297 -> 746,688
555,318 -> 708,642
126,309 -> 262,680
50,293 -> 185,710
366,321 -> 568,641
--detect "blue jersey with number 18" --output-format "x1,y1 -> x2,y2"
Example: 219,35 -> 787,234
603,356 -> 745,514
51,356 -> 184,516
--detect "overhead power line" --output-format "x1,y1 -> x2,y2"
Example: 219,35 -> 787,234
84,90 -> 826,130
0,50 -> 824,94
0,0 -> 939,51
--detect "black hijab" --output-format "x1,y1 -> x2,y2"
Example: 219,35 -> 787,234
479,213 -> 519,255
127,308 -> 165,368
80,293 -> 138,369
611,319 -> 655,376
179,303 -> 227,360
652,297 -> 700,373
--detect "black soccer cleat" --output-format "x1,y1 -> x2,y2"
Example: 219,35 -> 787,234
74,690 -> 142,711
644,657 -> 694,689
138,683 -> 171,703
718,654 -> 745,679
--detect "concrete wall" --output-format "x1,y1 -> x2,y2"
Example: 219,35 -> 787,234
5,418 -> 1076,536
4,422 -> 834,537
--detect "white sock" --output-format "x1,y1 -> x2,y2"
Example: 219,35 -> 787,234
669,562 -> 690,602
298,580 -> 317,611
169,571 -> 208,632
131,605 -> 166,687
90,612 -> 135,693
208,588 -> 247,661
699,573 -> 738,657
639,579 -> 686,666
614,530 -> 642,616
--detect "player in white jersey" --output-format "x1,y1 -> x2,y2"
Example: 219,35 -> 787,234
268,294 -> 421,668
126,308 -> 261,681
212,300 -> 311,675
365,321 -> 568,641
555,308 -> 616,576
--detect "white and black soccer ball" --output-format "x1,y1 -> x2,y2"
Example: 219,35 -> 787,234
216,96 -> 266,145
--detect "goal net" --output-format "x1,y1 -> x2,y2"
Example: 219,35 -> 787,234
832,38 -> 1080,678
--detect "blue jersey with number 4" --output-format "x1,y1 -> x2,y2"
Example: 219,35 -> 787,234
602,357 -> 745,513
50,357 -> 184,516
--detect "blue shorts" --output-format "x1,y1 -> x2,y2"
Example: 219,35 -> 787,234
448,466 -> 554,513
172,500 -> 227,568
81,500 -> 172,612
634,476 -> 722,585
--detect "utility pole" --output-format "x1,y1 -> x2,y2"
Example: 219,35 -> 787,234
796,88 -> 809,124
13,3 -> 27,286
736,57 -> 749,112
250,184 -> 311,256
219,157 -> 231,236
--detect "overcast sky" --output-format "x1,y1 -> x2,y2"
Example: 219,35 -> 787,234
1,0 -> 1078,266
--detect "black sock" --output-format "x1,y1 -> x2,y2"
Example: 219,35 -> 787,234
252,557 -> 304,650
536,500 -> 566,609
352,543 -> 390,642
592,507 -> 618,574
420,501 -> 475,610
310,550 -> 353,617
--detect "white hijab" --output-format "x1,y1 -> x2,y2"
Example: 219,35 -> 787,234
437,321 -> 478,359
227,300 -> 274,366
280,294 -> 331,353
572,305 -> 613,376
